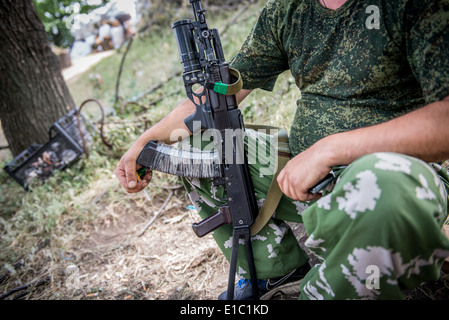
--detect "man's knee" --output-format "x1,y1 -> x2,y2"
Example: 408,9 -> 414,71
338,152 -> 448,225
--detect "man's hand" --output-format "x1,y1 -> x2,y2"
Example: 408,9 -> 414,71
276,95 -> 449,202
115,142 -> 152,193
114,89 -> 254,194
277,137 -> 342,202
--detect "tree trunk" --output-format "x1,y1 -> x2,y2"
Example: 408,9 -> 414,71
0,0 -> 75,157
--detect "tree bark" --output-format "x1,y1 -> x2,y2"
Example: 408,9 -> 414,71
0,0 -> 75,157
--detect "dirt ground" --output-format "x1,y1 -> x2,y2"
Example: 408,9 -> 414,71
2,181 -> 448,300
0,185 -> 232,300
62,51 -> 115,83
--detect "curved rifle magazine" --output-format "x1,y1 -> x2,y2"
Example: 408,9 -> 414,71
137,140 -> 222,178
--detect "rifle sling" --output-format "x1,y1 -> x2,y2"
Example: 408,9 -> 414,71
205,68 -> 243,96
245,124 -> 290,236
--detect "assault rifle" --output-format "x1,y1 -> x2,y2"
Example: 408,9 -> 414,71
137,0 -> 259,300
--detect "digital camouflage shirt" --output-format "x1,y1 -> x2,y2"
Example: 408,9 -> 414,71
230,0 -> 449,156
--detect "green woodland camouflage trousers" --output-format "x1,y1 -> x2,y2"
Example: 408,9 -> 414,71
181,129 -> 449,299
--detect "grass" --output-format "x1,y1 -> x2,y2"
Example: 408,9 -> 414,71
67,2 -> 299,128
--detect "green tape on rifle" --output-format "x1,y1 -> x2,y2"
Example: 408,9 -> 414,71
213,82 -> 229,95
137,167 -> 147,179
209,68 -> 243,96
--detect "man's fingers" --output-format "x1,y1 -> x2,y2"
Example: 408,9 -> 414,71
124,157 -> 138,189
115,169 -> 129,190
277,168 -> 322,202
114,159 -> 129,188
142,170 -> 153,182
117,172 -> 147,194
299,191 -> 322,202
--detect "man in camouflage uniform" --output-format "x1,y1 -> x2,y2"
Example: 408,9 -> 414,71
116,0 -> 449,299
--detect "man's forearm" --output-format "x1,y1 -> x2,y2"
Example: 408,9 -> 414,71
137,99 -> 196,146
135,88 -> 254,146
277,95 -> 449,201
325,95 -> 449,166
116,88 -> 253,192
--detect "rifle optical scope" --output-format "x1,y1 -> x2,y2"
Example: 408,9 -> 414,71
172,19 -> 202,75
